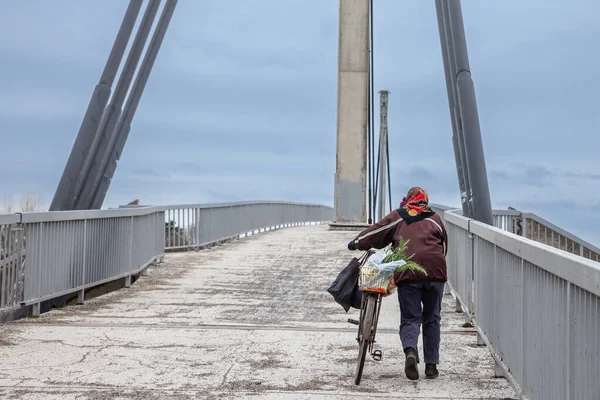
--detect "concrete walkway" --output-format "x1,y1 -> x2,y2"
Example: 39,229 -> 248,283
0,225 -> 517,399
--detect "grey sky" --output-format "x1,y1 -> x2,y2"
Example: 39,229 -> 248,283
0,1 -> 599,244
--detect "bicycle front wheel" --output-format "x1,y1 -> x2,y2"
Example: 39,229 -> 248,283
354,294 -> 377,385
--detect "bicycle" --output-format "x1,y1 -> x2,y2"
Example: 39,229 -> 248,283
347,251 -> 392,385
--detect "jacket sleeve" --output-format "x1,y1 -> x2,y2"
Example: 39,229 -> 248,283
436,215 -> 449,256
352,211 -> 402,251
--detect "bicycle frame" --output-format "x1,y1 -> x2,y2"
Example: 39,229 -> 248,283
352,250 -> 387,384
357,290 -> 382,351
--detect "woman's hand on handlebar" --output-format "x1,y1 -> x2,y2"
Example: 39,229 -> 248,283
348,240 -> 356,251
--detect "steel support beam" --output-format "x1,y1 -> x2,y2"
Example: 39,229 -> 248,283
75,0 -> 161,210
369,0 -> 376,223
376,90 -> 389,220
91,0 -> 178,209
435,0 -> 470,217
50,0 -> 143,211
334,0 -> 370,223
435,0 -> 492,225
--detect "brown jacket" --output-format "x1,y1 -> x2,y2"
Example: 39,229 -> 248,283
353,209 -> 448,285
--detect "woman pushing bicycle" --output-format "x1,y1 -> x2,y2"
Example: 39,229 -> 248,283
348,187 -> 448,380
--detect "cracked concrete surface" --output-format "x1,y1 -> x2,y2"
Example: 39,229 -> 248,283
0,225 -> 517,399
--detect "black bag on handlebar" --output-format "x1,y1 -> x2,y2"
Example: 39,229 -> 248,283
327,252 -> 368,312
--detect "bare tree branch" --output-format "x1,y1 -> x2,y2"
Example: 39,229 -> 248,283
19,193 -> 43,212
1,196 -> 15,214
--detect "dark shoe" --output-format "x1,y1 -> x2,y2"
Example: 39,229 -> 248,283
425,363 -> 439,379
404,347 -> 419,380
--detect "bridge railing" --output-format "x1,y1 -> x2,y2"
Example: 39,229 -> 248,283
522,213 -> 600,261
441,208 -> 600,400
431,204 -> 600,263
0,201 -> 333,316
0,214 -> 25,310
19,207 -> 165,315
157,201 -> 334,251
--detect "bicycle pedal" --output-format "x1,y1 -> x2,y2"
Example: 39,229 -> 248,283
347,318 -> 359,325
371,349 -> 383,361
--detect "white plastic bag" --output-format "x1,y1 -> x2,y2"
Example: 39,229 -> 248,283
359,251 -> 406,293
364,250 -> 408,270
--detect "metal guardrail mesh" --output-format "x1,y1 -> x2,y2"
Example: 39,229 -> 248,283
431,204 -> 600,263
444,219 -> 473,315
523,216 -> 600,262
443,209 -> 600,400
0,217 -> 25,309
21,211 -> 165,309
3,200 -> 596,398
161,202 -> 334,250
0,202 -> 333,314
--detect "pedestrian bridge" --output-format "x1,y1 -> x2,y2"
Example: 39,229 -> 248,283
1,201 -> 598,399
2,0 -> 599,398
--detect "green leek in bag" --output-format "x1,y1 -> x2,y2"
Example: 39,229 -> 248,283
381,236 -> 428,276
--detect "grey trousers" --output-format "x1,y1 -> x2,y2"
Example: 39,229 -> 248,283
397,281 -> 445,364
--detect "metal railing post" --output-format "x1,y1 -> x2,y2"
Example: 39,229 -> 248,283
77,220 -> 87,304
195,208 -> 201,246
127,216 -> 134,283
1,227 -> 6,308
32,223 -> 44,316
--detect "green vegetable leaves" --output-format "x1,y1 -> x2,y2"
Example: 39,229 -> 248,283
381,236 -> 428,276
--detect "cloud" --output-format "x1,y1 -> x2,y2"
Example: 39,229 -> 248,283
564,171 -> 600,181
0,1 -> 599,246
391,160 -> 600,245
490,165 -> 553,188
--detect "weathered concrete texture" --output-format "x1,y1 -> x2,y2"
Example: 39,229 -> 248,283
335,178 -> 365,223
334,0 -> 369,223
0,226 -> 517,399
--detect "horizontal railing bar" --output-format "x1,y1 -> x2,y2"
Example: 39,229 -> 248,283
155,200 -> 334,211
16,202 -> 332,224
431,206 -> 523,217
20,208 -> 163,223
489,209 -> 523,216
444,210 -> 470,230
0,214 -> 21,225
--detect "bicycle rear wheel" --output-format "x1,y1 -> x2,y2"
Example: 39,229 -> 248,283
354,294 -> 377,385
